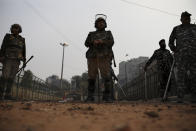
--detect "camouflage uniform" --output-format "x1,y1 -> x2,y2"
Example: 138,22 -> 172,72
85,29 -> 114,101
169,23 -> 196,98
0,33 -> 26,98
145,48 -> 173,96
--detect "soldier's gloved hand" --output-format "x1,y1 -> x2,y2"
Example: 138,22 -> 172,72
22,61 -> 26,68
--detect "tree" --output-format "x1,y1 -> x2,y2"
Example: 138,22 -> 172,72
71,75 -> 82,90
21,70 -> 33,88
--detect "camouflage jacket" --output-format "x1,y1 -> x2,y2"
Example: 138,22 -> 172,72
0,33 -> 26,61
169,24 -> 196,56
85,30 -> 114,58
145,48 -> 173,72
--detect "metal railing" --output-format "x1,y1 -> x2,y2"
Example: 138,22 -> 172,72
118,64 -> 177,100
0,66 -> 62,101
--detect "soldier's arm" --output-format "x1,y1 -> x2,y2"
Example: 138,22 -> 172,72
0,34 -> 9,57
22,38 -> 26,62
84,33 -> 93,47
169,27 -> 177,52
145,50 -> 157,68
102,31 -> 114,48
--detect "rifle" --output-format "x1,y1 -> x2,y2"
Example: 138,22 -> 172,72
16,55 -> 34,74
163,57 -> 175,101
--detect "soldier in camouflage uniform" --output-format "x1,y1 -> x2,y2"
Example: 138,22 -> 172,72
169,11 -> 196,103
85,15 -> 114,102
144,39 -> 173,97
0,24 -> 26,99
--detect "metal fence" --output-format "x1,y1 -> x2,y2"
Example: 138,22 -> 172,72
0,66 -> 62,101
117,64 -> 177,100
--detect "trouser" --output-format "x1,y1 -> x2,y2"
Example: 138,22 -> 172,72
0,59 -> 20,96
87,57 -> 112,97
159,70 -> 171,97
175,55 -> 196,98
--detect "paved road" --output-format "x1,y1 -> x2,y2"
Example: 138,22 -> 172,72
0,101 -> 196,131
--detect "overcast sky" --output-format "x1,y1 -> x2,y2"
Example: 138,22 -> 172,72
0,0 -> 196,81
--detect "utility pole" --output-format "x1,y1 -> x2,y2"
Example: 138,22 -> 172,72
60,43 -> 68,89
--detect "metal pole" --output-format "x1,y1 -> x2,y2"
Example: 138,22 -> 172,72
60,43 -> 68,89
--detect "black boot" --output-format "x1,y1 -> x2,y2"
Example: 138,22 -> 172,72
0,77 -> 5,100
103,79 -> 113,103
177,88 -> 185,103
4,78 -> 14,100
85,79 -> 95,102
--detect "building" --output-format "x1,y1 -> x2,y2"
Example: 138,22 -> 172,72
118,56 -> 149,86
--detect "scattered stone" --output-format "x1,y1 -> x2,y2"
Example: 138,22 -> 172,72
86,106 -> 94,111
67,106 -> 81,111
157,108 -> 163,112
167,105 -> 172,109
191,105 -> 196,108
22,102 -> 32,110
144,111 -> 159,118
113,123 -> 131,131
0,104 -> 13,110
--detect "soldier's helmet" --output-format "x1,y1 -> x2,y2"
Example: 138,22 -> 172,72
10,24 -> 22,33
181,11 -> 192,18
95,14 -> 107,28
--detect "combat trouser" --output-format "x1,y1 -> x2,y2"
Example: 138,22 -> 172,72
175,53 -> 196,101
2,59 -> 20,98
87,56 -> 112,102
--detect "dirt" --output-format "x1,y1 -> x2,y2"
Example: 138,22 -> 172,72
0,101 -> 196,131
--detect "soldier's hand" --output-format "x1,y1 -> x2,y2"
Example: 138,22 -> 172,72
94,40 -> 103,45
94,40 -> 101,45
22,61 -> 26,68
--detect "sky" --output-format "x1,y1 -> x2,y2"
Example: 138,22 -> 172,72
0,0 -> 196,81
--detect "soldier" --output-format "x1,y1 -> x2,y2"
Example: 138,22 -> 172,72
144,39 -> 173,97
85,14 -> 114,102
169,11 -> 196,103
0,24 -> 26,100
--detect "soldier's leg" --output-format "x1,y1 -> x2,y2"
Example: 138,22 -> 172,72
86,58 -> 97,102
98,57 -> 112,101
0,77 -> 5,98
5,60 -> 20,98
159,71 -> 165,97
175,62 -> 187,101
189,62 -> 196,102
1,60 -> 12,99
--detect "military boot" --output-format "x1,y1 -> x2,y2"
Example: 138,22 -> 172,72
4,79 -> 14,100
0,77 -> 5,100
190,92 -> 196,103
85,79 -> 95,102
103,79 -> 113,103
177,88 -> 185,103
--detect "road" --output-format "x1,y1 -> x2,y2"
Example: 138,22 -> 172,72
0,101 -> 196,131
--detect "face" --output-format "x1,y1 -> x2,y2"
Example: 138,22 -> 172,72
11,26 -> 20,35
96,20 -> 106,30
181,16 -> 191,25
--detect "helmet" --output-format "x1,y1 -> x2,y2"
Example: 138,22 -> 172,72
181,11 -> 191,18
10,24 -> 22,33
94,14 -> 107,28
